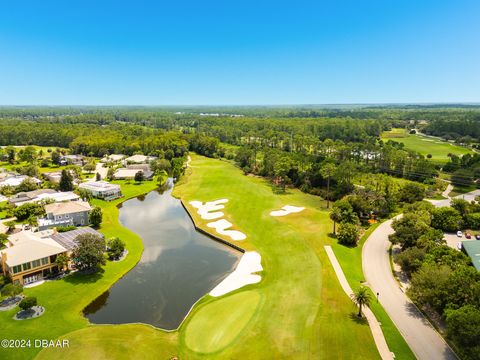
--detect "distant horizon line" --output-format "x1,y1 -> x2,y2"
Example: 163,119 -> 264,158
0,102 -> 480,108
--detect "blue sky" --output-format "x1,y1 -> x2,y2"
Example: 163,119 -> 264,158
0,0 -> 479,105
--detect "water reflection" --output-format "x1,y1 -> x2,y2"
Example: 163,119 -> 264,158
84,180 -> 240,330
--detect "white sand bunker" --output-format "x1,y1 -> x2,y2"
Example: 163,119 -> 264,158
270,205 -> 305,217
210,251 -> 263,297
190,199 -> 228,220
207,219 -> 247,241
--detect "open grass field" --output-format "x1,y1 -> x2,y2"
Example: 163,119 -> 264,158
34,154 -> 414,360
382,128 -> 474,164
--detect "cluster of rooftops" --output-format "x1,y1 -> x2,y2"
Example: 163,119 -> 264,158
0,152 -> 161,285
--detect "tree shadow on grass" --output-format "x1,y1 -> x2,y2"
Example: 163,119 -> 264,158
349,312 -> 369,325
268,183 -> 292,195
327,232 -> 359,249
63,268 -> 105,285
339,242 -> 359,249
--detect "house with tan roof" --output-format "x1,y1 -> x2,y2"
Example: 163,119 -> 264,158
38,200 -> 92,230
42,169 -> 78,184
1,230 -> 67,285
1,227 -> 103,285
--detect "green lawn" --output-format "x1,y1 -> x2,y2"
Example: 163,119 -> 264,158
449,184 -> 478,197
0,201 -> 7,219
36,325 -> 179,360
0,160 -> 68,173
30,155 -> 411,359
0,180 -> 159,360
40,155 -> 382,359
382,128 -> 474,164
184,290 -> 262,354
331,224 -> 416,360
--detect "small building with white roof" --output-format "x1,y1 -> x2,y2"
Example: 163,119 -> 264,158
0,175 -> 42,188
100,154 -> 126,163
79,180 -> 122,200
124,154 -> 157,164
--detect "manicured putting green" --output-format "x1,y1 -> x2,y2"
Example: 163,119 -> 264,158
184,290 -> 261,354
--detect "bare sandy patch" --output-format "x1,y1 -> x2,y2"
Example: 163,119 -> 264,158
207,219 -> 247,241
190,199 -> 228,220
210,251 -> 263,297
270,205 -> 305,217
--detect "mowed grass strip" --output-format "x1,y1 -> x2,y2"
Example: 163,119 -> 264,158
381,128 -> 474,164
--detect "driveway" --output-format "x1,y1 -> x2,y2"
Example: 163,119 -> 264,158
362,218 -> 457,360
95,162 -> 108,180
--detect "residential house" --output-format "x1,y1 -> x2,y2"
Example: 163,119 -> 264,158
113,164 -> 154,180
1,227 -> 103,285
9,189 -> 80,207
124,154 -> 157,164
38,200 -> 92,230
100,154 -> 126,163
461,241 -> 480,271
42,171 -> 62,184
78,180 -> 122,200
43,170 -> 79,185
9,189 -> 56,206
59,155 -> 85,166
0,175 -> 42,188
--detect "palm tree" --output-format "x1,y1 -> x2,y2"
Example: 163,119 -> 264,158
351,286 -> 372,318
329,206 -> 342,235
320,163 -> 336,208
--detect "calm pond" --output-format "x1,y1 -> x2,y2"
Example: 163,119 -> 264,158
84,180 -> 240,330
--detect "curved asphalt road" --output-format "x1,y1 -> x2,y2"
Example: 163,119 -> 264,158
362,217 -> 458,360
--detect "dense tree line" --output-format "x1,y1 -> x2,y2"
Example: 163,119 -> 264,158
234,138 -> 436,200
425,119 -> 480,142
391,202 -> 480,360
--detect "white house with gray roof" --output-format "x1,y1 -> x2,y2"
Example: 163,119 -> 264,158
38,200 -> 92,230
78,180 -> 122,200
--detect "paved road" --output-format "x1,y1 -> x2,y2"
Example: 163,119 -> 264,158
362,218 -> 458,360
428,189 -> 480,208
